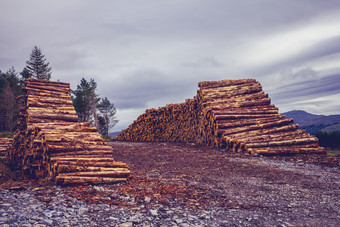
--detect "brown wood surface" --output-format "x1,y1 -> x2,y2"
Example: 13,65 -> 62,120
118,78 -> 324,155
6,78 -> 130,185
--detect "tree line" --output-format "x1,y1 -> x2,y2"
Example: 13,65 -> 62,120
314,131 -> 340,149
0,46 -> 118,137
71,78 -> 118,136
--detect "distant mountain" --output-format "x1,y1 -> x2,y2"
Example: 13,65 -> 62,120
282,110 -> 340,134
109,131 -> 122,139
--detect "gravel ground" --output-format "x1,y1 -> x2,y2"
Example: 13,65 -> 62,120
0,141 -> 339,226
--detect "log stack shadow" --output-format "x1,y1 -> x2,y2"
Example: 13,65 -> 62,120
6,78 -> 129,185
118,79 -> 324,155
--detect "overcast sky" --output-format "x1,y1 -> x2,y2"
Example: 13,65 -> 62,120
1,0 -> 340,131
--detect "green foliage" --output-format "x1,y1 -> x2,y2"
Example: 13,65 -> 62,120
71,78 -> 118,136
0,46 -> 52,133
25,46 -> 52,80
0,131 -> 14,138
20,67 -> 31,85
71,78 -> 99,124
314,131 -> 340,148
0,67 -> 22,95
0,67 -> 23,132
97,97 -> 118,136
102,135 -> 113,141
327,152 -> 340,157
97,115 -> 106,135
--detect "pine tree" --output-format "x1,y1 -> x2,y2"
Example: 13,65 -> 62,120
26,46 -> 52,80
97,97 -> 118,135
71,78 -> 99,125
0,85 -> 17,131
0,67 -> 22,132
19,67 -> 31,86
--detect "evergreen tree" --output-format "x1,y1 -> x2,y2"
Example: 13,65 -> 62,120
0,67 -> 22,132
97,97 -> 118,135
26,46 -> 52,80
19,67 -> 32,85
314,131 -> 340,148
0,84 -> 17,131
71,78 -> 99,125
97,115 -> 107,135
4,67 -> 22,95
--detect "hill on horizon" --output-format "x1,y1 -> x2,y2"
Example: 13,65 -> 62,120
109,131 -> 122,139
282,110 -> 340,134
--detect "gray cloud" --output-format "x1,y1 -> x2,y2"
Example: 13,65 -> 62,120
99,67 -> 200,110
272,74 -> 340,100
1,0 -> 340,130
268,35 -> 340,74
183,57 -> 225,69
108,68 -> 172,109
305,35 -> 340,59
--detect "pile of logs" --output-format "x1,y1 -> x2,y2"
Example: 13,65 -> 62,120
6,78 -> 129,184
0,137 -> 12,160
118,79 -> 324,155
117,99 -> 201,143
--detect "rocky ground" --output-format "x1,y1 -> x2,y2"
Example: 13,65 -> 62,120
0,141 -> 339,226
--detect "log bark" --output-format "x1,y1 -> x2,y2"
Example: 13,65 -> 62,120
215,113 -> 281,120
27,114 -> 79,122
50,157 -> 116,162
47,144 -> 111,152
58,170 -> 130,178
204,92 -> 268,107
57,166 -> 128,173
28,96 -> 74,105
199,78 -> 257,89
27,108 -> 77,116
55,176 -> 127,185
235,129 -> 309,143
221,118 -> 294,136
26,78 -> 70,87
217,116 -> 285,129
249,145 -> 324,155
225,124 -> 300,139
27,101 -> 74,108
24,85 -> 71,93
34,124 -> 97,132
212,106 -> 279,115
246,137 -> 319,148
44,132 -> 103,142
202,83 -> 263,100
205,98 -> 271,110
55,161 -> 128,168
50,150 -> 113,157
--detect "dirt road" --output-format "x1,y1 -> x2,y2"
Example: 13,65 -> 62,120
1,141 -> 339,226
108,141 -> 340,226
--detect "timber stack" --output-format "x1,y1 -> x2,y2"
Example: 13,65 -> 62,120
6,78 -> 130,185
118,78 -> 324,155
0,137 -> 12,160
118,99 -> 201,143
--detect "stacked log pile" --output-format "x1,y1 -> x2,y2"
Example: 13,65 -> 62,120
0,137 -> 12,160
198,79 -> 323,154
118,78 -> 324,155
117,98 -> 201,143
6,78 -> 129,184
